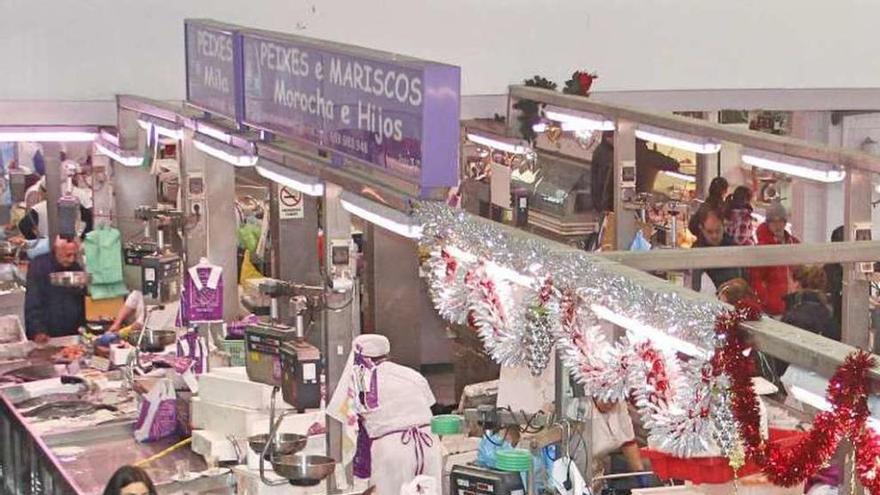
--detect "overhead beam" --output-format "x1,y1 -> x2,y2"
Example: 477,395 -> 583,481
590,88 -> 880,112
597,240 -> 880,271
510,85 -> 880,175
460,211 -> 880,382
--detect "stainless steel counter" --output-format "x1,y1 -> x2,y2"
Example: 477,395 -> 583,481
0,367 -> 232,495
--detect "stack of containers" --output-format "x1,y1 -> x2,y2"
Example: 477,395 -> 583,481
190,367 -> 325,469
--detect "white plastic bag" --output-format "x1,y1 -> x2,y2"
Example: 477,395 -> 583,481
134,379 -> 177,442
550,457 -> 588,495
0,315 -> 25,344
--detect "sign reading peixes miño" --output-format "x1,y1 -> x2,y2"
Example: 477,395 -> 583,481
185,19 -> 243,121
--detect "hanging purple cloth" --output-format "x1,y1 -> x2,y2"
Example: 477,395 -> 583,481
353,415 -> 372,479
182,263 -> 224,323
352,347 -> 382,479
354,348 -> 380,409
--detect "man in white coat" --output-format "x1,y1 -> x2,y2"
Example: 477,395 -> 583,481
328,334 -> 441,495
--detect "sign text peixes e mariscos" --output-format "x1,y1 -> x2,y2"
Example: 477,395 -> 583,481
243,32 -> 437,177
255,39 -> 422,146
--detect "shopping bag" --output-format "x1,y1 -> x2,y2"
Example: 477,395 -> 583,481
176,329 -> 208,375
550,457 -> 588,495
134,379 -> 177,442
629,230 -> 652,251
476,431 -> 514,469
239,250 -> 263,284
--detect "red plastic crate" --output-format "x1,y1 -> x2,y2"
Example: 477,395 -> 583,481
642,429 -> 806,484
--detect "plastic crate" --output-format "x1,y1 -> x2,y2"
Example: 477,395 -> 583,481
642,428 -> 806,484
221,339 -> 246,366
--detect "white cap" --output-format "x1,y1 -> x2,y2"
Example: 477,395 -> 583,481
353,334 -> 390,357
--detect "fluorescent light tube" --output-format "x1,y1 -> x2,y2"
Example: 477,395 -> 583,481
789,385 -> 880,433
193,135 -> 257,167
94,138 -> 144,167
591,304 -> 712,359
545,106 -> 615,131
466,132 -> 531,155
663,171 -> 697,183
138,116 -> 183,140
0,130 -> 96,142
444,245 -> 536,287
339,192 -> 422,239
256,161 -> 324,197
196,122 -> 233,143
741,148 -> 845,183
635,125 -> 721,155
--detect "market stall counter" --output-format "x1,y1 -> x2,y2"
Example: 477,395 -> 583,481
0,337 -> 233,495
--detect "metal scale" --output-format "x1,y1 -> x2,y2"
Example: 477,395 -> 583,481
129,205 -> 183,304
245,279 -> 323,412
244,279 -> 339,487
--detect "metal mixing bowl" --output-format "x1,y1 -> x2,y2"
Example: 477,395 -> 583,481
128,329 -> 177,352
271,454 -> 336,486
248,433 -> 307,460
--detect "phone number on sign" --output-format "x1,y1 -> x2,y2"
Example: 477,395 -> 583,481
329,131 -> 369,156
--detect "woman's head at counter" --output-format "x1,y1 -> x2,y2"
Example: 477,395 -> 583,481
102,466 -> 156,495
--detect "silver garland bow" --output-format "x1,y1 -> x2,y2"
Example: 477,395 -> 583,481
417,202 -> 731,457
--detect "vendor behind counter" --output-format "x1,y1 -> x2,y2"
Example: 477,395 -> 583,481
24,236 -> 86,342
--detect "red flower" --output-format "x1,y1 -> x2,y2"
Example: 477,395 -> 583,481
576,72 -> 597,94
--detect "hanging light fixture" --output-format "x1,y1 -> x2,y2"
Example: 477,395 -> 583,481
741,148 -> 846,183
193,134 -> 258,167
635,125 -> 721,155
544,106 -> 615,131
339,192 -> 422,239
138,115 -> 183,140
0,127 -> 96,142
94,137 -> 144,167
255,160 -> 324,197
466,132 -> 531,155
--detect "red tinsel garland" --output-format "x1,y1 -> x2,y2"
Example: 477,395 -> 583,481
715,302 -> 880,492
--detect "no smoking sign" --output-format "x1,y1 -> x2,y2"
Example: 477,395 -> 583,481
278,186 -> 304,219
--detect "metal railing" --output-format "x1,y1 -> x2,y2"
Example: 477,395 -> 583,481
0,394 -> 79,495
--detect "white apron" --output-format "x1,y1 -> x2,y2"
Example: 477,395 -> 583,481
362,362 -> 442,495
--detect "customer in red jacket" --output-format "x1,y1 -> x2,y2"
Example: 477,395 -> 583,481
749,202 -> 799,316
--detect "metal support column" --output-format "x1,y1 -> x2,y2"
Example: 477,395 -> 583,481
843,168 -> 873,351
42,142 -> 62,240
365,225 -> 423,369
202,157 -> 239,322
179,128 -> 207,267
613,120 -> 637,251
322,183 -> 358,476
695,112 -> 719,198
114,108 -> 156,248
271,187 -> 322,285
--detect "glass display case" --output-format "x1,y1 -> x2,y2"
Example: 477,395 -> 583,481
513,151 -> 593,217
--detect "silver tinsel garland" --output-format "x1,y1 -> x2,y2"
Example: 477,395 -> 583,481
424,247 -> 470,325
416,202 -> 738,458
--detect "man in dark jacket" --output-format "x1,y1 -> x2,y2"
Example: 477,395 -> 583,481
590,134 -> 681,212
693,209 -> 742,291
24,236 -> 86,342
823,226 -> 844,327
